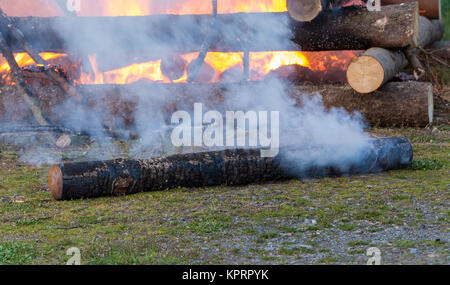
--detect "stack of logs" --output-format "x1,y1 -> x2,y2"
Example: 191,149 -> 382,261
0,0 -> 448,136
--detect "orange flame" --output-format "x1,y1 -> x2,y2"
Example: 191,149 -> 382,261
0,0 -> 359,85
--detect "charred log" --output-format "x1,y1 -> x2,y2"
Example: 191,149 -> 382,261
404,16 -> 445,80
6,3 -> 419,58
48,137 -> 413,200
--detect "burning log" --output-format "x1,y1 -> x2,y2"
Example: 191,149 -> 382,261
0,31 -> 55,136
0,8 -> 83,101
48,137 -> 413,200
7,3 -> 419,55
160,55 -> 187,81
381,0 -> 441,19
346,48 -> 408,93
20,64 -> 70,85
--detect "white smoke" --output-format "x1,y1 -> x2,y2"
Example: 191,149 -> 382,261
0,1 -> 372,170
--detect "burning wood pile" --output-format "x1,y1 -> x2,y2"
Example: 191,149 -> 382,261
0,0 -> 446,199
0,0 -> 445,132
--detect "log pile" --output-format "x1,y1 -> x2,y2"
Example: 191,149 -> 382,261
48,137 -> 413,200
0,0 -> 446,136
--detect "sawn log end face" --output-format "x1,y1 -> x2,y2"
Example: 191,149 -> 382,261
48,165 -> 63,200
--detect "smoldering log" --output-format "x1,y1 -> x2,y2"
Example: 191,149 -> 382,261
346,48 -> 408,93
48,137 -> 413,200
0,81 -> 434,128
7,3 -> 419,59
381,0 -> 441,19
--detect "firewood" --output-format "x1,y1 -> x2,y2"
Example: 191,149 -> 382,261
160,55 -> 187,81
346,48 -> 408,93
0,8 -> 83,101
0,31 -> 56,137
20,64 -> 70,85
405,16 -> 445,80
48,137 -> 413,200
8,3 -> 419,55
0,81 -> 434,128
381,0 -> 441,19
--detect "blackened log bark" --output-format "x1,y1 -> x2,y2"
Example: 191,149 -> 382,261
6,3 -> 419,58
49,137 -> 413,200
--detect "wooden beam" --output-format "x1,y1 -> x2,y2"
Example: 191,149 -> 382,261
6,3 -> 419,57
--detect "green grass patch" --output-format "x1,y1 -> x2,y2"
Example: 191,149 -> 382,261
0,242 -> 37,265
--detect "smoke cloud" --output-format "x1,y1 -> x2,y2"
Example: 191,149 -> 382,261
0,1 -> 372,174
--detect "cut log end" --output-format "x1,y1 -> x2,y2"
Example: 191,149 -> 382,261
287,0 -> 324,22
48,165 -> 63,200
346,55 -> 384,94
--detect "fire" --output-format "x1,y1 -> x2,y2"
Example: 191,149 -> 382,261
0,0 -> 358,85
250,52 -> 310,80
78,0 -> 287,16
0,52 -> 66,83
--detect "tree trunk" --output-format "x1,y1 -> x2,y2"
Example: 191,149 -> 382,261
286,0 -> 330,22
346,48 -> 408,93
290,2 -> 419,50
381,0 -> 441,19
49,137 -> 413,200
7,3 -> 419,58
0,81 -> 434,129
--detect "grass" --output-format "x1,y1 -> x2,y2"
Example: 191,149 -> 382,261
443,1 -> 450,41
0,128 -> 448,264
